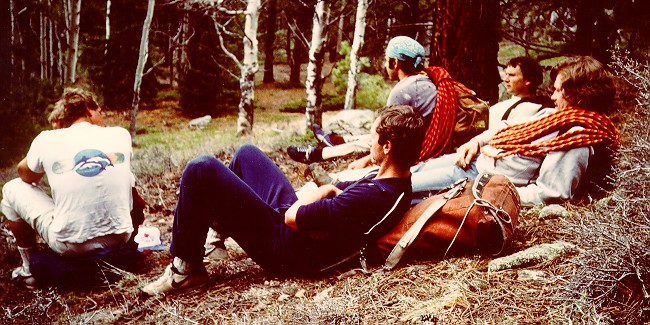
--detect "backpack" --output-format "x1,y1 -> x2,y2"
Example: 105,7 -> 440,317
423,66 -> 490,154
369,172 -> 520,270
450,81 -> 490,151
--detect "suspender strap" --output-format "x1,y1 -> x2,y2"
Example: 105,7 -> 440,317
500,98 -> 526,121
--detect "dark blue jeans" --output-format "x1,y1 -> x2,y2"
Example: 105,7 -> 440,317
170,144 -> 304,272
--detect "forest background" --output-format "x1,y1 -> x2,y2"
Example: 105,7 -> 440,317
1,0 -> 648,162
1,0 -> 650,323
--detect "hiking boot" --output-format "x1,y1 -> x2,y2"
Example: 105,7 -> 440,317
142,263 -> 209,296
312,124 -> 345,147
12,266 -> 37,289
287,145 -> 323,164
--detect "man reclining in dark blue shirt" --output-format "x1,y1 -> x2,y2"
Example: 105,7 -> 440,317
143,104 -> 425,295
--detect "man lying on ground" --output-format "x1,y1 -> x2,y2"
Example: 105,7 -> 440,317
142,105 -> 425,295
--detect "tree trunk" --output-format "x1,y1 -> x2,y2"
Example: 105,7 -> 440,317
1,0 -> 12,100
263,0 -> 277,83
40,11 -> 46,79
331,0 -> 346,62
64,0 -> 81,84
130,0 -> 155,144
285,27 -> 292,75
289,6 -> 311,86
47,4 -> 57,83
431,0 -> 500,103
236,0 -> 261,137
105,0 -> 111,56
178,13 -> 190,77
304,0 -> 326,129
343,0 -> 368,111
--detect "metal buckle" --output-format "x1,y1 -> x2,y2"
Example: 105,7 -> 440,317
444,178 -> 468,200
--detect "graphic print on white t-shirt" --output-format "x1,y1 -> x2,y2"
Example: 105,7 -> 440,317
51,149 -> 126,176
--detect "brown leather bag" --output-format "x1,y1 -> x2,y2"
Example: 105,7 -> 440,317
375,172 -> 520,270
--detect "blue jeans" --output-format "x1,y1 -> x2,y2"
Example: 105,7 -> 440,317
170,145 -> 308,273
410,153 -> 479,198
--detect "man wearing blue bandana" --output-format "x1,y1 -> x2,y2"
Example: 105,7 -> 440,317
287,36 -> 437,166
1,88 -> 134,288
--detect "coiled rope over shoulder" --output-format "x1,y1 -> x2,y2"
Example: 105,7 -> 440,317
418,67 -> 457,162
483,108 -> 619,159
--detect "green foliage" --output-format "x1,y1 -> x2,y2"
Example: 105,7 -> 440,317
156,89 -> 181,101
329,41 -> 390,110
331,41 -> 371,93
280,93 -> 345,113
356,73 -> 392,109
0,79 -> 60,167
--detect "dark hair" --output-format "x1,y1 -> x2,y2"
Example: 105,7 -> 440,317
375,105 -> 425,169
398,57 -> 425,74
53,88 -> 100,127
550,56 -> 615,114
507,56 -> 544,93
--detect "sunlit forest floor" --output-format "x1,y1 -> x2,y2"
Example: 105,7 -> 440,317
1,59 -> 649,323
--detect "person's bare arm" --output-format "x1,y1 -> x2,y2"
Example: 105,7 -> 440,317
17,157 -> 44,184
284,184 -> 342,230
348,155 -> 373,170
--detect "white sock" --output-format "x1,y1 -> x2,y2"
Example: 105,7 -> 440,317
17,246 -> 33,275
173,256 -> 195,274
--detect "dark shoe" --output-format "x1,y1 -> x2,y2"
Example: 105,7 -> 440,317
287,145 -> 323,164
312,124 -> 345,147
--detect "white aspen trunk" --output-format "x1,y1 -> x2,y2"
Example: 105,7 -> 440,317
179,13 -> 189,77
130,0 -> 155,143
62,0 -> 81,83
65,0 -> 81,83
47,0 -> 56,83
305,0 -> 325,129
105,0 -> 111,56
49,18 -> 54,80
336,0 -> 346,58
63,0 -> 70,81
343,0 -> 368,110
40,11 -> 46,79
57,28 -> 64,84
10,0 -> 15,81
236,0 -> 261,137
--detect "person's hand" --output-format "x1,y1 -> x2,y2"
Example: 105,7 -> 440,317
285,184 -> 342,230
348,155 -> 372,170
455,138 -> 480,169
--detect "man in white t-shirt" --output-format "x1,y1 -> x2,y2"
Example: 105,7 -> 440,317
1,88 -> 134,288
489,56 -> 553,129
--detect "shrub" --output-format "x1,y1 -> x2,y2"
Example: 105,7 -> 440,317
0,79 -> 60,167
356,73 -> 392,109
331,41 -> 371,94
557,50 -> 650,322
